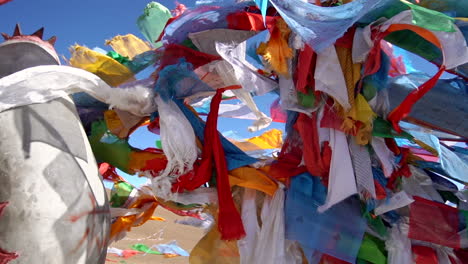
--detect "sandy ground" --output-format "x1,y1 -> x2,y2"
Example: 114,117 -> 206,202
105,203 -> 205,264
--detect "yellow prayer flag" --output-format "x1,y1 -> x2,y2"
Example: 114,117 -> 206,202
105,34 -> 152,59
69,45 -> 135,86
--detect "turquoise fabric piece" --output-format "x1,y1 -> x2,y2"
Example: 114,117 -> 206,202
125,50 -> 158,74
254,0 -> 268,26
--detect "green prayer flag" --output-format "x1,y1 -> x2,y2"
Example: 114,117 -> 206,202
137,2 -> 172,48
385,30 -> 442,62
364,211 -> 388,238
402,0 -> 456,32
106,51 -> 131,65
297,90 -> 315,108
131,244 -> 162,255
155,140 -> 162,149
372,117 -> 413,139
89,121 -> 132,173
110,181 -> 135,208
357,260 -> 370,264
362,80 -> 377,101
357,234 -> 387,264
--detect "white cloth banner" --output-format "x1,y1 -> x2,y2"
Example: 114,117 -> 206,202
0,65 -> 156,116
318,129 -> 357,212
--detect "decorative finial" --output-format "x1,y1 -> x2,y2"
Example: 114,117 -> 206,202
1,24 -> 57,47
47,36 -> 57,45
32,27 -> 44,38
13,23 -> 21,36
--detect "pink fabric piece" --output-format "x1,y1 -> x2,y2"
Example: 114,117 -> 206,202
270,98 -> 287,123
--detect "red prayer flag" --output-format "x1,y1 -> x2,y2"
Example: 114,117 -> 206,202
409,196 -> 460,249
454,249 -> 468,264
172,88 -> 245,240
270,136 -> 307,180
412,245 -> 438,264
294,44 -> 315,94
320,254 -> 351,264
158,44 -> 221,70
226,11 -> 277,32
294,113 -> 330,178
